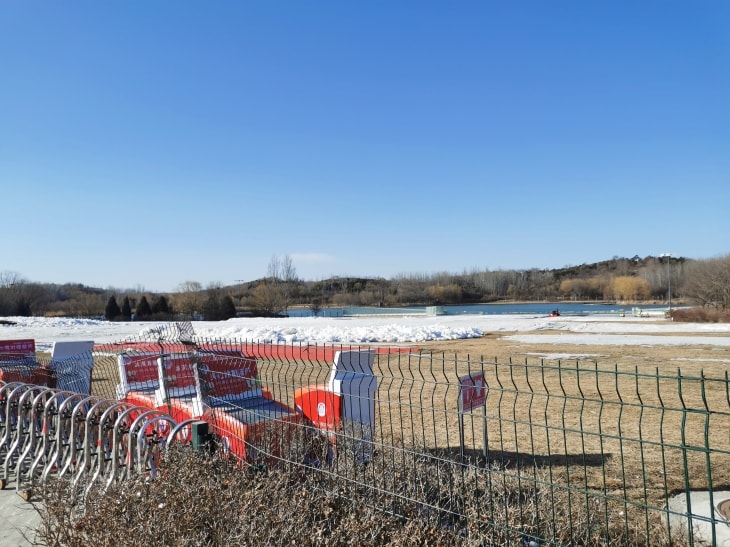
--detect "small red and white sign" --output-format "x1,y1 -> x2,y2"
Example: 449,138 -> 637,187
119,353 -> 160,389
159,354 -> 197,391
0,339 -> 36,358
459,372 -> 486,412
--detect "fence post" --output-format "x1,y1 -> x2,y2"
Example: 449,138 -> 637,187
191,420 -> 211,451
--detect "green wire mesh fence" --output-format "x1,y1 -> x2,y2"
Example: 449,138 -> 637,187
85,323 -> 729,546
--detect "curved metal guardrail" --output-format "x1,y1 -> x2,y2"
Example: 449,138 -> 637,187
0,381 -> 193,501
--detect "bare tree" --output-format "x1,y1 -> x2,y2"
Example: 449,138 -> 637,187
0,273 -> 51,315
0,270 -> 25,288
611,276 -> 651,302
265,255 -> 298,314
178,280 -> 203,293
682,254 -> 730,310
175,280 -> 204,318
267,255 -> 282,281
253,282 -> 286,315
267,255 -> 297,283
70,292 -> 105,317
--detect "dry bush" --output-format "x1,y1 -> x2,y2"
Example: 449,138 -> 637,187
35,443 -> 459,546
35,421 -> 676,546
672,306 -> 730,322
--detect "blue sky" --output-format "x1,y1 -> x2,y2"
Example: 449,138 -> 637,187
2,2 -> 728,292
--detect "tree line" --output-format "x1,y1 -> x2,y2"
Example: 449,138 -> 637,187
103,291 -> 237,322
2,253 -> 729,320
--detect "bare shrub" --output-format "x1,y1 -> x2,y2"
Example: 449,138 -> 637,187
35,427 -> 674,546
672,306 -> 730,322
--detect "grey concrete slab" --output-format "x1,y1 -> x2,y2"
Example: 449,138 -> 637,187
667,490 -> 730,546
0,487 -> 40,546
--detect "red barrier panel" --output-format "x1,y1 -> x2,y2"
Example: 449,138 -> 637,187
101,341 -> 416,364
0,339 -> 35,358
0,339 -> 38,384
116,345 -> 306,462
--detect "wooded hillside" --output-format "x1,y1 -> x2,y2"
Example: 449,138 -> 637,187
2,254 -> 729,319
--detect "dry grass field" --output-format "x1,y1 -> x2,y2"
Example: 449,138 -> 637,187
413,326 -> 730,507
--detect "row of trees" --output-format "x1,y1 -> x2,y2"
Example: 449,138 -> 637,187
104,292 -> 236,322
104,295 -> 172,321
2,253 -> 730,320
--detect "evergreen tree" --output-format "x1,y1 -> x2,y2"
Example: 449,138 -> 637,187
201,295 -> 220,321
121,296 -> 132,321
220,295 -> 237,320
105,296 -> 122,321
136,296 -> 152,319
152,295 -> 171,315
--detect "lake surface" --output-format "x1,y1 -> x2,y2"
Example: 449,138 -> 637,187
287,302 -> 669,318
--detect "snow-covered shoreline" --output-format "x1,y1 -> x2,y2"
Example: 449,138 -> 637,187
2,314 -> 730,353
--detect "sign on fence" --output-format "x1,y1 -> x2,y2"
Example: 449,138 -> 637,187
457,371 -> 487,462
0,339 -> 35,359
459,372 -> 486,412
0,339 -> 38,384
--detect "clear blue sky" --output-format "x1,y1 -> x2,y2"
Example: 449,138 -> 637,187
2,2 -> 728,292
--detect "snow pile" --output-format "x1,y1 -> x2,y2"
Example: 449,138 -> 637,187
1,314 -> 729,353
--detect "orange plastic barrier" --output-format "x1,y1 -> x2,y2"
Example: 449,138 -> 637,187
117,348 -> 306,463
293,385 -> 341,432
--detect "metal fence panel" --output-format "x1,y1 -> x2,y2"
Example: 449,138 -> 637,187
82,324 -> 730,544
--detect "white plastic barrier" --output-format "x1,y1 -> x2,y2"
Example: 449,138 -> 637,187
327,350 -> 377,433
328,350 -> 377,463
49,340 -> 94,394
